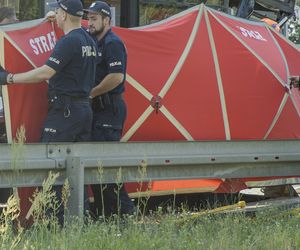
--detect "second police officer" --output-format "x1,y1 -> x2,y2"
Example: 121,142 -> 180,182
84,1 -> 135,218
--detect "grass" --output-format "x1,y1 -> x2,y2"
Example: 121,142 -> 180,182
1,189 -> 300,250
1,127 -> 299,249
0,209 -> 300,250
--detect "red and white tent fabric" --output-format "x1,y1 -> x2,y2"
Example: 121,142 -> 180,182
0,4 -> 300,213
0,19 -> 59,219
119,4 -> 300,142
0,20 -> 58,143
116,4 -> 300,195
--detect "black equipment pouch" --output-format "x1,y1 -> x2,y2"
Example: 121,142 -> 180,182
92,93 -> 122,114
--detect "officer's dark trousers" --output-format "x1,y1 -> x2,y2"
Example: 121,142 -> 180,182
41,101 -> 92,225
91,95 -> 135,218
0,188 -> 12,214
0,120 -> 11,210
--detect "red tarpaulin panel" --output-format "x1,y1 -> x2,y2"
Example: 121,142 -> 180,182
164,16 -> 226,139
0,20 -> 56,221
208,13 -> 287,139
211,11 -> 288,81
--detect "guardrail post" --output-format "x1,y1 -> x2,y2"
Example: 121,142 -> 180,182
66,157 -> 84,219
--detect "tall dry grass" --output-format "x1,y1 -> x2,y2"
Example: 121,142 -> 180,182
0,126 -> 299,249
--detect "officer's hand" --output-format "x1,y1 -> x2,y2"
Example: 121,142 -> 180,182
90,88 -> 99,99
0,71 -> 9,85
45,11 -> 56,22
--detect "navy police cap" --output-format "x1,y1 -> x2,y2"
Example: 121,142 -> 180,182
48,0 -> 84,17
84,1 -> 111,18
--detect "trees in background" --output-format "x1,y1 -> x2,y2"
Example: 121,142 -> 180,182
288,0 -> 300,44
18,0 -> 43,21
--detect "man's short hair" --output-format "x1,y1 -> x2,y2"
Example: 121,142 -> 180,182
0,7 -> 16,23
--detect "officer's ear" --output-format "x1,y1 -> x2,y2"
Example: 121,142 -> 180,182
103,16 -> 110,26
61,10 -> 67,21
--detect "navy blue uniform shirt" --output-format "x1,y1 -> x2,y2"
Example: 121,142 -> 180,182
95,29 -> 127,94
46,28 -> 97,97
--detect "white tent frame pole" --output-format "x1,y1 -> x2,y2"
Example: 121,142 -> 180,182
1,88 -> 11,143
290,92 -> 300,117
0,30 -> 13,144
159,5 -> 203,98
270,28 -> 300,53
267,27 -> 289,83
2,32 -> 38,69
0,32 -> 37,144
126,74 -> 153,100
263,27 -> 298,138
122,5 -> 203,142
0,31 -> 4,67
268,29 -> 300,117
263,93 -> 289,139
208,10 -> 287,88
121,106 -> 154,142
0,21 -> 60,143
121,73 -> 154,142
156,5 -> 203,141
204,8 -> 231,140
160,106 -> 194,140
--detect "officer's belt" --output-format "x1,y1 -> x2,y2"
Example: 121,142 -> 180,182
48,94 -> 90,106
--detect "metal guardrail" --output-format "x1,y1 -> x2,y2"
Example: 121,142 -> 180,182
0,140 -> 300,217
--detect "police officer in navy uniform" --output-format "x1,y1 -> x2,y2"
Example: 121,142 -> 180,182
84,1 -> 135,218
0,0 -> 97,224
